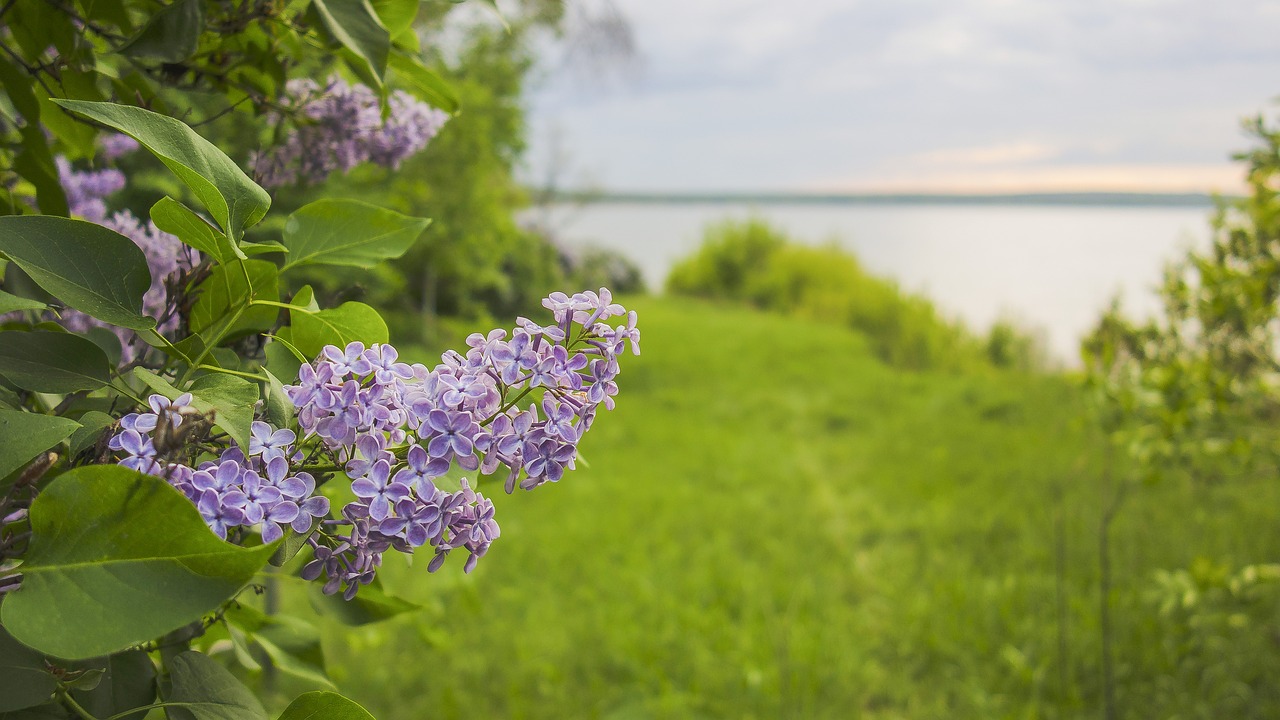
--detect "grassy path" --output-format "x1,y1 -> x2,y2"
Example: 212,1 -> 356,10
318,297 -> 1280,719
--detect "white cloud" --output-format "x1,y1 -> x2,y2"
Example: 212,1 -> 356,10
527,0 -> 1280,191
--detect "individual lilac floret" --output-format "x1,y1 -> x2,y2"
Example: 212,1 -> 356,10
249,421 -> 296,461
350,459 -> 411,521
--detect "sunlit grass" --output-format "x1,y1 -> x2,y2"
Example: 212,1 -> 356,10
313,296 -> 1280,719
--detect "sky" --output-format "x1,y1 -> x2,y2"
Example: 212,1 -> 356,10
525,0 -> 1280,194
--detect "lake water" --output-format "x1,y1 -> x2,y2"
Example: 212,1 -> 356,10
536,201 -> 1214,364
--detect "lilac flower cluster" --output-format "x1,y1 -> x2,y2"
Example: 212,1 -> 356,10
282,288 -> 639,596
251,77 -> 449,188
109,395 -> 330,542
106,289 -> 636,601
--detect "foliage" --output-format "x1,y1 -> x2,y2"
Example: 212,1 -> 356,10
0,3 -> 641,719
1079,113 -> 1280,718
667,217 -> 1042,371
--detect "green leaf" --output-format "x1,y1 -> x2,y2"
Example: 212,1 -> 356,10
263,369 -> 293,429
35,85 -> 98,161
307,580 -> 418,626
165,651 -> 267,720
370,0 -> 417,37
268,525 -> 316,568
281,199 -> 429,271
388,51 -> 459,115
0,57 -> 69,216
51,100 -> 271,241
84,326 -> 123,367
0,291 -> 47,315
151,197 -> 243,264
309,0 -> 391,88
188,374 -> 258,452
0,331 -> 111,393
132,367 -> 183,398
117,0 -> 205,62
264,341 -> 303,385
0,621 -> 57,712
276,692 -> 374,720
284,302 -> 388,360
239,241 -> 287,258
0,407 -> 80,479
188,259 -> 280,341
0,702 -> 67,719
67,410 -> 116,458
0,216 -> 154,330
132,369 -> 258,452
0,467 -> 277,660
70,650 -> 156,720
253,634 -> 334,690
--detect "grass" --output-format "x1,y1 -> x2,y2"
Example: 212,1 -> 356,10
308,296 -> 1280,719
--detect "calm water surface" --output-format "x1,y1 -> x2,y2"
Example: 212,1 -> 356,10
538,202 -> 1213,363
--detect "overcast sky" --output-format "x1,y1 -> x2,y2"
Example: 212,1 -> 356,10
524,0 -> 1280,193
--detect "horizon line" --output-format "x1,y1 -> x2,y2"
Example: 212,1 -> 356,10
539,189 -> 1233,208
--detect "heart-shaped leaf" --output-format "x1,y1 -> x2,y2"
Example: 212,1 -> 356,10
0,407 -> 80,479
0,620 -> 57,712
52,100 -> 270,241
281,199 -> 429,271
0,467 -> 277,659
166,651 -> 267,720
284,302 -> 388,360
0,216 -> 154,330
0,331 -> 111,393
276,692 -> 374,720
117,0 -> 205,62
151,196 -> 243,264
309,0 -> 390,89
0,290 -> 47,315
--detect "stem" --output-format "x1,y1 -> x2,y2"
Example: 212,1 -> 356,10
196,365 -> 268,382
183,303 -> 250,383
104,702 -> 204,720
250,299 -> 317,313
110,379 -> 145,406
141,328 -> 193,366
60,691 -> 100,720
483,387 -> 533,426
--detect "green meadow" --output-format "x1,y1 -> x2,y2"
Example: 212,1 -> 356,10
310,297 -> 1280,719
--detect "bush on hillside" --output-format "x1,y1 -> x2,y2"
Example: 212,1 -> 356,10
668,218 -> 1041,370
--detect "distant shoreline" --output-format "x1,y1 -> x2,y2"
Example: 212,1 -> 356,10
544,190 -> 1229,208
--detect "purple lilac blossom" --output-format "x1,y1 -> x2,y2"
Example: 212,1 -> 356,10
109,289 -> 637,601
250,76 -> 449,188
277,289 -> 638,597
108,395 -> 328,545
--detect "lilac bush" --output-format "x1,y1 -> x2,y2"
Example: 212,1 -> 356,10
106,289 -> 640,599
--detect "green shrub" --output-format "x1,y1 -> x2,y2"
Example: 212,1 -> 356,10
667,218 -> 1032,371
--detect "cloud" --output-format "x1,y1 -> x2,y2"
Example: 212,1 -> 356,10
911,142 -> 1062,167
527,0 -> 1280,191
